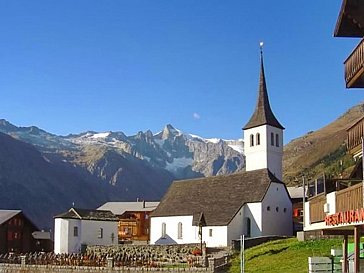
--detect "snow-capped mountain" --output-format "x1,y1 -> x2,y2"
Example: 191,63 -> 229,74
65,123 -> 245,178
0,119 -> 244,228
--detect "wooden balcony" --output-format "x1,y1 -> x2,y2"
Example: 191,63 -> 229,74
347,116 -> 364,156
344,38 -> 364,88
336,183 -> 363,212
309,194 -> 326,223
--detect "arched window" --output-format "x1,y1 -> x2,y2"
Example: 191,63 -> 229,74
256,133 -> 260,145
271,132 -> 274,146
275,134 -> 279,147
250,134 -> 254,147
177,222 -> 183,239
161,223 -> 166,238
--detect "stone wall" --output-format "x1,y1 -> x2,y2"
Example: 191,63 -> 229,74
0,264 -> 212,272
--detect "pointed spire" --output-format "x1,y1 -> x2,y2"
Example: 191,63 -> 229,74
243,43 -> 284,130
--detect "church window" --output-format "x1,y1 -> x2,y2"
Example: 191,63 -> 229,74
209,229 -> 213,237
276,207 -> 279,212
267,206 -> 271,211
271,133 -> 274,146
275,134 -> 279,147
161,223 -> 166,238
73,226 -> 78,237
256,133 -> 260,145
98,228 -> 103,239
177,222 -> 183,239
283,208 -> 287,213
250,134 -> 254,147
245,218 -> 251,237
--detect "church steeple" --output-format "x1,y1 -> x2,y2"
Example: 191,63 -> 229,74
243,43 -> 284,180
243,45 -> 284,130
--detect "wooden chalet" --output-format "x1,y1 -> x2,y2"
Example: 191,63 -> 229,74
304,2 -> 364,272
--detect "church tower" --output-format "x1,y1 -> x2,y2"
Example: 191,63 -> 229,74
243,45 -> 284,180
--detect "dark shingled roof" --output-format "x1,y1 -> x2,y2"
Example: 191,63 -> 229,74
54,208 -> 118,222
151,168 -> 283,226
243,53 -> 284,130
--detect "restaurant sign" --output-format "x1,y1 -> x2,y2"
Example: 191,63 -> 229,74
325,208 -> 364,226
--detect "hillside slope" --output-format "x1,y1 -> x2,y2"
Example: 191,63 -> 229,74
283,102 -> 364,185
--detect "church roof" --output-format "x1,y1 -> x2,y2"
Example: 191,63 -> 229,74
151,168 -> 284,226
243,52 -> 284,130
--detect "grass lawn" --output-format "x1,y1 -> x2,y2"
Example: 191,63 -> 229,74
229,238 -> 342,273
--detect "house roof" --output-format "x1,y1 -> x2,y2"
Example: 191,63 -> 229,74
334,0 -> 364,37
243,52 -> 284,130
0,210 -> 21,225
97,201 -> 159,216
287,186 -> 307,199
54,208 -> 118,221
151,168 -> 283,226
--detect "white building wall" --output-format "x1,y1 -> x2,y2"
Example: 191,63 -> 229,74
261,182 -> 292,236
54,218 -> 117,254
244,203 -> 262,237
150,215 -> 197,245
150,216 -> 228,247
227,206 -> 244,244
54,218 -> 82,254
81,220 -> 118,247
244,125 -> 283,180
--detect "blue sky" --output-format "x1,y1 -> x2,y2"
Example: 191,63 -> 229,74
0,1 -> 362,144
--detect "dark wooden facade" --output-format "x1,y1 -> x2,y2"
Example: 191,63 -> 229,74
335,0 -> 364,88
0,211 -> 39,253
347,116 -> 364,156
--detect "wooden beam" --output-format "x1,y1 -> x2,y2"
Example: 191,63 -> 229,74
343,235 -> 348,273
354,225 -> 360,273
321,229 -> 354,236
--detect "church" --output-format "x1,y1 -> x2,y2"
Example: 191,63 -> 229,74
150,48 -> 292,247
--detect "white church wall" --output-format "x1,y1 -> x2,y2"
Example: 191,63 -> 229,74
150,215 -> 197,245
244,203 -> 262,237
261,182 -> 292,236
150,216 -> 229,247
227,206 -> 244,244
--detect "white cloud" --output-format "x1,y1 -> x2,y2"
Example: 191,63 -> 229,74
193,112 -> 201,120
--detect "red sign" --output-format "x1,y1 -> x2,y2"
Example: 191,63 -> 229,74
325,208 -> 364,226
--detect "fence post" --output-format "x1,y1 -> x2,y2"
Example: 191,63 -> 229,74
107,256 -> 114,268
20,255 -> 26,267
208,257 -> 215,269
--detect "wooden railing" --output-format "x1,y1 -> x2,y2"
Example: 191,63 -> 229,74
336,183 -> 363,212
309,194 -> 326,223
344,38 -> 364,88
347,116 -> 364,155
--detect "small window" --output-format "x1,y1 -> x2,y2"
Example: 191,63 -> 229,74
209,229 -> 213,237
271,133 -> 274,146
276,207 -> 279,212
267,206 -> 271,211
73,226 -> 78,237
256,133 -> 260,145
177,222 -> 183,239
98,228 -> 103,239
275,134 -> 279,147
161,223 -> 166,238
250,134 -> 254,147
283,208 -> 287,213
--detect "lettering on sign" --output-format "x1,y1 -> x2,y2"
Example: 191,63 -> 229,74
325,208 -> 364,226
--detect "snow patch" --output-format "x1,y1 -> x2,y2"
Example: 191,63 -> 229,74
228,144 -> 244,154
91,132 -> 111,139
165,157 -> 193,172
